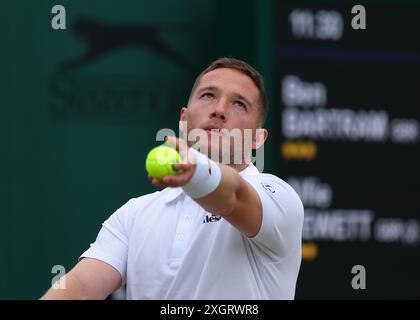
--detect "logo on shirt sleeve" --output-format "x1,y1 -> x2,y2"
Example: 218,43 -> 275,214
261,182 -> 276,194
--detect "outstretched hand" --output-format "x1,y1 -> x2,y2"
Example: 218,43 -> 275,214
148,136 -> 197,188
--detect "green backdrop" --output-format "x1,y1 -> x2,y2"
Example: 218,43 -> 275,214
0,0 -> 274,299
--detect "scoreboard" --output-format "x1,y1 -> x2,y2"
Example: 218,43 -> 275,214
274,1 -> 420,298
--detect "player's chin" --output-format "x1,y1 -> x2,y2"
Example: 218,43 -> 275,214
209,142 -> 232,162
193,140 -> 224,161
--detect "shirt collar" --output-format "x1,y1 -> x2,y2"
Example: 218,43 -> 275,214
239,162 -> 260,176
164,187 -> 184,204
164,163 -> 260,204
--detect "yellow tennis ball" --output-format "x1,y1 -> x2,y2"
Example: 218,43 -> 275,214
145,145 -> 181,179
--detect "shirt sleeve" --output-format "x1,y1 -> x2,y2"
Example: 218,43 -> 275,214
243,174 -> 304,260
79,199 -> 136,284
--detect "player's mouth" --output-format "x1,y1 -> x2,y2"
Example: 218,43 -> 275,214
203,125 -> 223,136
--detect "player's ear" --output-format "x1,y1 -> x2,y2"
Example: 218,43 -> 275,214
180,107 -> 187,121
179,107 -> 188,138
252,128 -> 268,149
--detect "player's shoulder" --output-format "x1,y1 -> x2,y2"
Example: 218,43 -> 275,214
255,172 -> 300,197
242,166 -> 296,194
244,169 -> 303,212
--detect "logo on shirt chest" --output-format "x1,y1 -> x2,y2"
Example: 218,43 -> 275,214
202,214 -> 222,224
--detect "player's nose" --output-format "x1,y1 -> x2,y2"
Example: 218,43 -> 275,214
209,99 -> 228,122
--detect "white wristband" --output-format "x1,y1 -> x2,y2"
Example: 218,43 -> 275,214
182,148 -> 222,199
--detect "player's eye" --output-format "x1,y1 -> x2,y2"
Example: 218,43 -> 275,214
201,92 -> 214,99
234,100 -> 247,109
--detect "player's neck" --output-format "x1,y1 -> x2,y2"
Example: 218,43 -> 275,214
228,162 -> 250,173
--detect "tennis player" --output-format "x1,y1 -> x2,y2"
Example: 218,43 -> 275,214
41,57 -> 304,300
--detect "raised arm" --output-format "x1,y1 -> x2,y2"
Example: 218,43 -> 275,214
149,137 -> 263,237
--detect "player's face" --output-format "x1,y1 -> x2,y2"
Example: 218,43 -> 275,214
180,68 -> 266,163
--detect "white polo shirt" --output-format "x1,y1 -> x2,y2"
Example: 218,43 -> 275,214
80,163 -> 304,299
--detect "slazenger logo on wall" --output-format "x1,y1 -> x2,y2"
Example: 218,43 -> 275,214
59,18 -> 192,72
49,17 -> 194,120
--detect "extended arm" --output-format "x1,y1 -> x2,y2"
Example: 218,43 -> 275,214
149,137 -> 263,237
